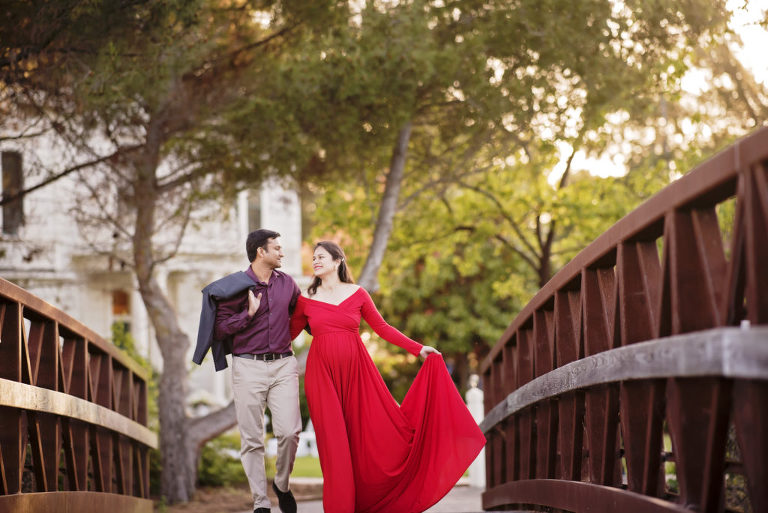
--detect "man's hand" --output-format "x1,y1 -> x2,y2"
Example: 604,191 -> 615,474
247,290 -> 262,317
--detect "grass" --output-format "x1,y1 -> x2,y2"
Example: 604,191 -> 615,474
268,456 -> 469,479
266,456 -> 322,479
293,456 -> 323,477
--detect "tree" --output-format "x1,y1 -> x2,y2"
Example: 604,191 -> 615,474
282,0 -> 732,297
301,0 -> 737,386
311,153 -> 645,388
2,0 -> 348,503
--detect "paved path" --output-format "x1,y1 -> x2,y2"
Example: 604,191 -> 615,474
247,482 -> 484,513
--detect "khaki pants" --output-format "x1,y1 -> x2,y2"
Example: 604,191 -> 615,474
232,355 -> 302,510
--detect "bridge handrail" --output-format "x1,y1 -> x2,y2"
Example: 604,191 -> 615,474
482,126 -> 768,370
0,277 -> 156,512
479,126 -> 768,513
0,278 -> 150,380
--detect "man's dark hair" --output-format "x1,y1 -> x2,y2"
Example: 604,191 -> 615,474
246,229 -> 280,262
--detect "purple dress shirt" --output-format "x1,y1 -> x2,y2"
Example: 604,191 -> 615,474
214,267 -> 300,355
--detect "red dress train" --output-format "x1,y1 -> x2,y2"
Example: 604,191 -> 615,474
289,287 -> 486,513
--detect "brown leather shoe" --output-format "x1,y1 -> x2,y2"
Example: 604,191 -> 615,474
272,481 -> 297,513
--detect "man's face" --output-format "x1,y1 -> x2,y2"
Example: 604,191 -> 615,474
260,237 -> 284,269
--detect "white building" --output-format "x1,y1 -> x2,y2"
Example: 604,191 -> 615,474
0,148 -> 307,409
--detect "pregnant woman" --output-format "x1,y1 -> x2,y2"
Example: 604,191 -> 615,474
289,241 -> 485,513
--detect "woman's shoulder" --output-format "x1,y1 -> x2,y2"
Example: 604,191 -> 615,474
348,285 -> 369,303
343,284 -> 365,299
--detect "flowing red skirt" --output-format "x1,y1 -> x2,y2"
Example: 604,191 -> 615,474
305,331 -> 486,513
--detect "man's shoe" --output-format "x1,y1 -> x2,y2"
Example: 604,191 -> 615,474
272,481 -> 297,513
254,508 -> 270,513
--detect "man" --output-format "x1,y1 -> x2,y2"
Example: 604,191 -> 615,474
194,229 -> 301,513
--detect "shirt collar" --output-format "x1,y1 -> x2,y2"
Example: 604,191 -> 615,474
245,266 -> 281,286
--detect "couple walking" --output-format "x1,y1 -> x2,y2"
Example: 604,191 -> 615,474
194,229 -> 485,513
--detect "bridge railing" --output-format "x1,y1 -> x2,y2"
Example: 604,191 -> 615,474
0,277 -> 158,512
479,126 -> 768,513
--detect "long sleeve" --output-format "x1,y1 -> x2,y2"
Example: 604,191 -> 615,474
289,279 -> 301,315
360,289 -> 423,356
214,294 -> 251,340
289,297 -> 308,340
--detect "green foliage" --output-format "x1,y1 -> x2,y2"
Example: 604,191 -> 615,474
197,432 -> 250,487
298,370 -> 311,430
311,154 -> 660,373
111,322 -> 164,495
300,0 -> 754,386
149,448 -> 163,497
110,322 -> 159,429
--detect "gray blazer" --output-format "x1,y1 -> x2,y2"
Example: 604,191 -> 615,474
192,272 -> 255,371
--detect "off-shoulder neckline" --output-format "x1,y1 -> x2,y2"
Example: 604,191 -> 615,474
301,286 -> 364,306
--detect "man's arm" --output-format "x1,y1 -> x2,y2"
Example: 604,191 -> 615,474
214,291 -> 261,339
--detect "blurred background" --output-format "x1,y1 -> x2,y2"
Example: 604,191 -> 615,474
1,0 -> 766,506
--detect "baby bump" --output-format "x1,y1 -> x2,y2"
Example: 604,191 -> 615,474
309,332 -> 361,364
305,332 -> 364,394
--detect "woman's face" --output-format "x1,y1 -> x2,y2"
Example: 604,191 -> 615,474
312,246 -> 337,278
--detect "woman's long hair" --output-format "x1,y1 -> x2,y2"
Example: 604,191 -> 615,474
308,241 -> 355,296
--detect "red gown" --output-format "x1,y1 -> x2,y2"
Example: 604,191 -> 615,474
289,287 -> 486,513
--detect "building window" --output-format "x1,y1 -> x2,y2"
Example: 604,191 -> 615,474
248,189 -> 261,232
112,289 -> 130,315
2,151 -> 24,235
112,289 -> 131,334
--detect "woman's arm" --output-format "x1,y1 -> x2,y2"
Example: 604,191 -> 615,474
289,296 -> 308,340
360,289 -> 423,356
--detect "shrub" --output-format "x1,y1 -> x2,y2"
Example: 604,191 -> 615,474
197,432 -> 250,487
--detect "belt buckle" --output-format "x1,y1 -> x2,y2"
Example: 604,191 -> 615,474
264,353 -> 276,361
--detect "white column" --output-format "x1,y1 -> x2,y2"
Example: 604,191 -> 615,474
237,190 -> 249,242
465,374 -> 486,488
259,179 -> 302,275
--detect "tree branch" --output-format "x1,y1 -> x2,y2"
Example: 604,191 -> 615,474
557,137 -> 580,190
493,233 -> 540,273
454,180 -> 540,258
153,195 -> 194,265
187,401 -> 237,448
0,146 -> 141,206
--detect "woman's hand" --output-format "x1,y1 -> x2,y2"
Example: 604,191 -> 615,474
420,345 -> 441,358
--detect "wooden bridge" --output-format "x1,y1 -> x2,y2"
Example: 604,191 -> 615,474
480,126 -> 768,512
0,279 -> 156,512
1,128 -> 766,513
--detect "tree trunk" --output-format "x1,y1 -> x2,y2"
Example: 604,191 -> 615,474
131,159 -> 239,503
452,351 -> 470,393
131,165 -> 195,503
188,400 -> 238,473
358,121 -> 412,292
